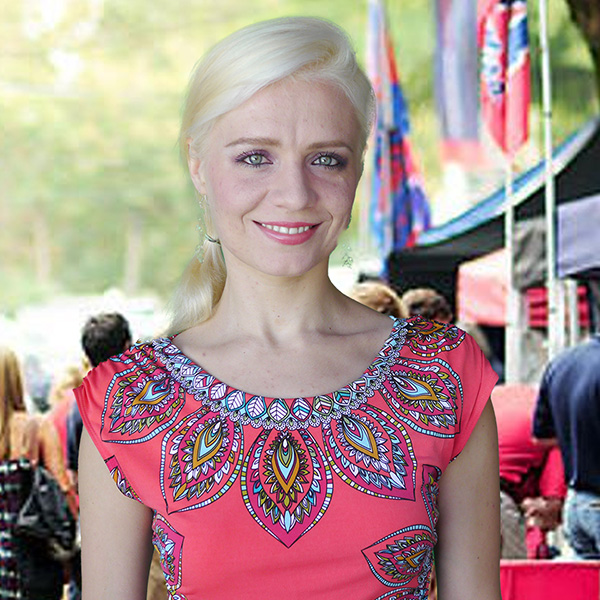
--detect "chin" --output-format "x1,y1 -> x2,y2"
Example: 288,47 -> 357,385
254,256 -> 329,279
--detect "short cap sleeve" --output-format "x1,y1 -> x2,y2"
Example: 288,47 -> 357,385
73,352 -> 146,504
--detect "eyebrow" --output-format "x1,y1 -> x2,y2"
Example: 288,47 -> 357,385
225,137 -> 355,153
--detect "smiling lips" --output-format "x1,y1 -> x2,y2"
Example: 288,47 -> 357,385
257,221 -> 319,245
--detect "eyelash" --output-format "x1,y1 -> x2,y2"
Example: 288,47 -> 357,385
236,151 -> 271,168
235,151 -> 347,170
312,152 -> 346,170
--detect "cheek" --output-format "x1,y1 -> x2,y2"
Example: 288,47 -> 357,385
321,176 -> 358,215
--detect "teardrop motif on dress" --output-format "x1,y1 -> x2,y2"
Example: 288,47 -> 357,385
241,427 -> 333,547
323,405 -> 416,500
161,406 -> 243,513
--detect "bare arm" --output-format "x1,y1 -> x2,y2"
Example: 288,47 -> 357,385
435,399 -> 502,600
79,427 -> 154,600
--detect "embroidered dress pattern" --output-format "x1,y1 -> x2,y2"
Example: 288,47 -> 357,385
78,316 -> 496,599
161,406 -> 244,512
241,427 -> 333,547
106,456 -> 143,503
152,513 -> 185,597
362,525 -> 435,590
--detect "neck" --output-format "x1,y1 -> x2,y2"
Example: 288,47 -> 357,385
210,261 -> 347,343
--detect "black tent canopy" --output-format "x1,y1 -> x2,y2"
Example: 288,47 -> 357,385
388,117 -> 600,306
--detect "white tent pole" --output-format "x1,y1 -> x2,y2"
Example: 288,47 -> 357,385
504,162 -> 523,383
538,0 -> 565,359
566,279 -> 580,346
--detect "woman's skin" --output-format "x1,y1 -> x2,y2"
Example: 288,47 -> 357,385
79,77 -> 501,600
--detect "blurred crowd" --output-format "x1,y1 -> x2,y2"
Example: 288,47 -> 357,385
1,280 -> 598,599
1,313 -> 168,600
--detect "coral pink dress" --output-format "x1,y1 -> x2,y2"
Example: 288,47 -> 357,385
75,316 -> 497,600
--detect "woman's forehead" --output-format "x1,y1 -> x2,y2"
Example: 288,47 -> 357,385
209,79 -> 361,147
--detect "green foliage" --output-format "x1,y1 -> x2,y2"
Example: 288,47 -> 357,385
0,0 -> 597,312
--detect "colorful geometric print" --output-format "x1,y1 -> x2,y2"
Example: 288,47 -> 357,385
374,589 -> 429,600
240,427 -> 333,547
97,316 -> 467,557
322,405 -> 417,500
362,524 -> 435,593
152,513 -> 185,596
161,406 -> 244,513
421,465 -> 442,530
103,366 -> 186,444
404,319 -> 465,357
148,319 -> 408,432
105,456 -> 143,503
380,357 -> 463,437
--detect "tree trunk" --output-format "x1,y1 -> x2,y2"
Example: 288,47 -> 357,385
565,0 -> 600,100
123,210 -> 144,296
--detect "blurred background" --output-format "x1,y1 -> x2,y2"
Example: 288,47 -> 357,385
0,0 -> 598,378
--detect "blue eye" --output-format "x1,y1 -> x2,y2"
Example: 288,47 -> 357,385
237,152 -> 270,167
312,153 -> 345,169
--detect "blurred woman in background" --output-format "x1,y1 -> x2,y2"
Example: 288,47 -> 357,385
0,345 -> 64,600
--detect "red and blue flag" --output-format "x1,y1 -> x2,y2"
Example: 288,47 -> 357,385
478,0 -> 531,157
367,0 -> 431,256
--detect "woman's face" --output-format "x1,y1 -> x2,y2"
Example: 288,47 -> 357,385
189,77 -> 364,280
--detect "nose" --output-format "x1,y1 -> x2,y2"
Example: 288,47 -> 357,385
271,161 -> 316,210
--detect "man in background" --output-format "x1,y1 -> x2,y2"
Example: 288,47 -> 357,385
533,330 -> 600,559
66,313 -> 132,600
67,311 -> 168,599
66,312 -> 132,474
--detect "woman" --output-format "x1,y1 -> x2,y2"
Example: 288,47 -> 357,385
44,364 -> 85,517
76,17 -> 501,600
0,346 -> 64,600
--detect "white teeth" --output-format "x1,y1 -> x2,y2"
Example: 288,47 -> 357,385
262,224 -> 312,234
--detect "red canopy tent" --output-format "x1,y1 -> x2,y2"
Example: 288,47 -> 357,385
457,249 -> 590,327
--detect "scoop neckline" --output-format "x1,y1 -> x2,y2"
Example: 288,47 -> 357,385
152,316 -> 405,404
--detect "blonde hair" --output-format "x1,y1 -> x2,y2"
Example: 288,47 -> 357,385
167,16 -> 375,335
0,346 -> 27,458
48,363 -> 86,409
349,281 -> 407,319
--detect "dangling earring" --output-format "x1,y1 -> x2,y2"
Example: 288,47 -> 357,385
205,233 -> 221,245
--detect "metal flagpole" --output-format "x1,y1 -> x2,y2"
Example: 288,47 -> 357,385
538,0 -> 565,360
504,161 -> 523,383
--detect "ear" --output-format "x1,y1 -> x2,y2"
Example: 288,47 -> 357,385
187,138 -> 207,194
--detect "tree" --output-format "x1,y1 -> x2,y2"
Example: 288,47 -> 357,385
565,0 -> 600,98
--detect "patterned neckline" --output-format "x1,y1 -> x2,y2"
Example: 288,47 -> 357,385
149,317 -> 408,430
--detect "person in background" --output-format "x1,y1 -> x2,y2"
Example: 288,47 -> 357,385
456,321 -> 504,383
66,313 -> 132,477
533,330 -> 600,559
0,345 -> 63,600
348,280 -> 407,319
75,17 -> 501,600
492,384 -> 566,559
401,287 -> 453,323
64,313 -> 137,600
44,364 -> 85,517
23,354 -> 51,414
41,364 -> 86,600
65,312 -> 167,600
